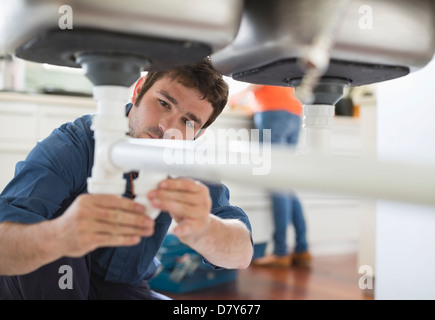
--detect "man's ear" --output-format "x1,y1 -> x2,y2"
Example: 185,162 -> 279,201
131,76 -> 146,105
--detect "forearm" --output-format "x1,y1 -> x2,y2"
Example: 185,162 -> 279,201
186,215 -> 253,270
0,221 -> 61,275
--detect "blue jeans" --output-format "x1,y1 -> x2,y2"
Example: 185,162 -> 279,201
254,110 -> 308,256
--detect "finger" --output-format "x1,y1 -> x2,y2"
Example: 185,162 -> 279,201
92,207 -> 154,229
89,233 -> 142,248
85,194 -> 146,214
148,189 -> 199,207
151,196 -> 193,219
158,178 -> 205,193
93,219 -> 152,237
148,178 -> 210,208
92,210 -> 155,237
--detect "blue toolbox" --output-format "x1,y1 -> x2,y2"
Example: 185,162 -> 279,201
149,234 -> 238,294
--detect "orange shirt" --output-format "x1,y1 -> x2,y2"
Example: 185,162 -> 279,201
251,85 -> 303,116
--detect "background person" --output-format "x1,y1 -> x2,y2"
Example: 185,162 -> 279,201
229,84 -> 311,268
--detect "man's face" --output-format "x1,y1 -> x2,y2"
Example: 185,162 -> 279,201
128,76 -> 213,140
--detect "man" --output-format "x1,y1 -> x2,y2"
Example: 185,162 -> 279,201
0,58 -> 253,299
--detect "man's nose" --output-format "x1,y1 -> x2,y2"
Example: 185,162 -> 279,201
159,115 -> 183,139
159,114 -> 178,133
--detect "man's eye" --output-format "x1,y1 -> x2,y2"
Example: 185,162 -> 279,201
159,99 -> 169,108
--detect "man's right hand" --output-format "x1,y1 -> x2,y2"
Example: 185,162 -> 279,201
53,194 -> 154,257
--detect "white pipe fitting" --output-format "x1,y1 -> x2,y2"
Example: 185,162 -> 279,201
133,170 -> 168,220
87,86 -> 130,195
300,104 -> 335,154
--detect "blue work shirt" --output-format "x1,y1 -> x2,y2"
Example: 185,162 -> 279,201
0,105 -> 252,284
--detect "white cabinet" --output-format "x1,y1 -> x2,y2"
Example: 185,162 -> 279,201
0,92 -> 97,191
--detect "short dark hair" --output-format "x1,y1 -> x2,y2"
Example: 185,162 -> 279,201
135,57 -> 229,129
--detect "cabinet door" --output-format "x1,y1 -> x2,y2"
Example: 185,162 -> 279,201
38,104 -> 96,140
0,98 -> 96,191
0,103 -> 38,191
0,103 -> 38,144
0,147 -> 31,192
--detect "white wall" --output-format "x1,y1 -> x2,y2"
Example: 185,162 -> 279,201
0,93 -> 97,192
376,58 -> 435,299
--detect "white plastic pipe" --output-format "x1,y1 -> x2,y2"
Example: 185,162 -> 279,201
300,104 -> 335,154
110,138 -> 435,207
134,170 -> 168,219
87,86 -> 129,195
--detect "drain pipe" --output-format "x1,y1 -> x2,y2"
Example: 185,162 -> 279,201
301,104 -> 335,154
87,85 -> 131,194
76,53 -> 156,204
294,78 -> 350,154
109,139 -> 435,208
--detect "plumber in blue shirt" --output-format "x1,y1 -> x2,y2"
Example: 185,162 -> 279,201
0,58 -> 253,299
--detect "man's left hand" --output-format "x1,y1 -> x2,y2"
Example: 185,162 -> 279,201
147,177 -> 212,244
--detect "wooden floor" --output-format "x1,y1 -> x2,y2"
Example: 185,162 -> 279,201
158,253 -> 374,300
